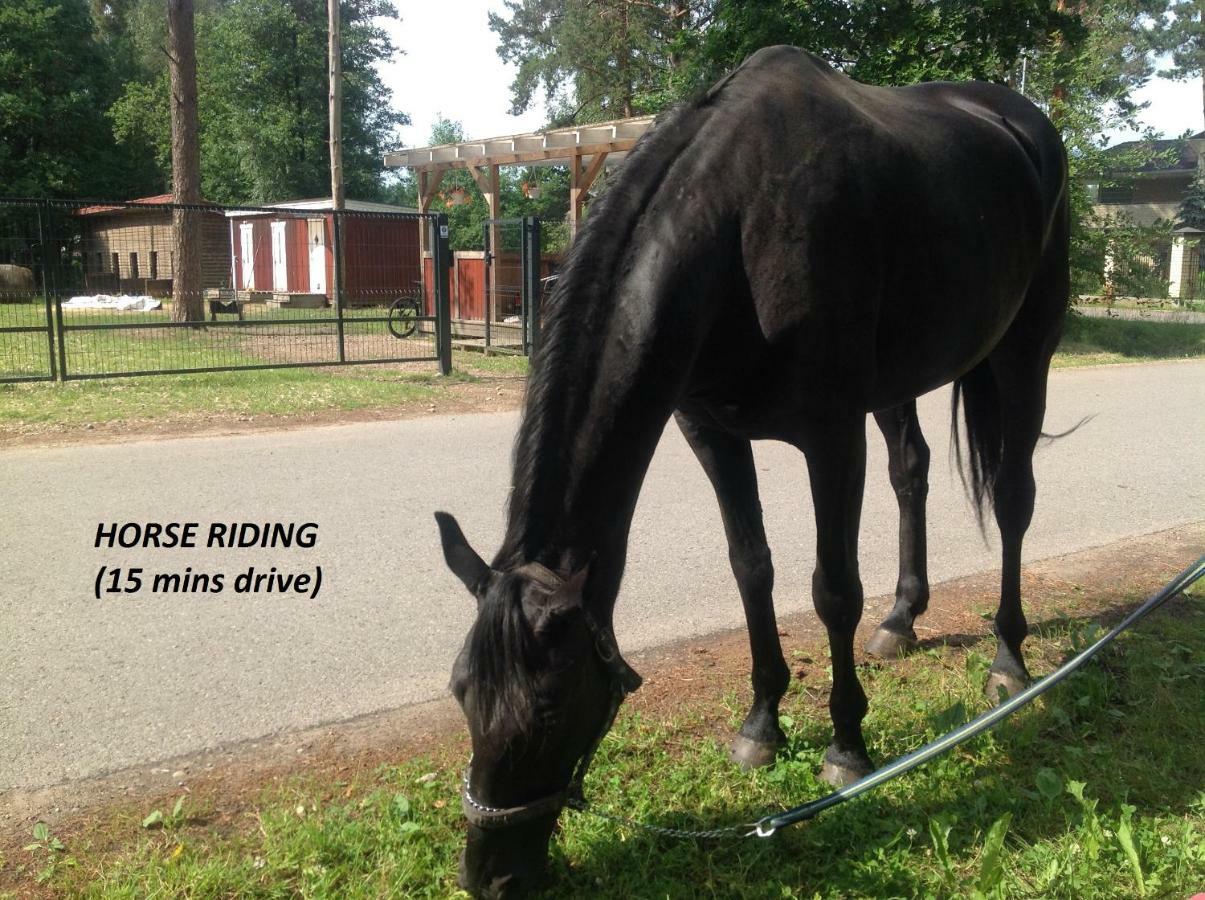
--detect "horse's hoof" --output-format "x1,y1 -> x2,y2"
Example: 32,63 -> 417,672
865,626 -> 917,659
985,669 -> 1027,703
730,735 -> 780,769
819,749 -> 873,787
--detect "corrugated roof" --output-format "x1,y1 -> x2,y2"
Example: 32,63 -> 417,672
75,194 -> 218,216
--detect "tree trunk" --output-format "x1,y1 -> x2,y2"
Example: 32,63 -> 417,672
168,0 -> 202,322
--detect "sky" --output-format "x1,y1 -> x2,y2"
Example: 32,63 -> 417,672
378,0 -> 550,150
377,2 -> 1200,152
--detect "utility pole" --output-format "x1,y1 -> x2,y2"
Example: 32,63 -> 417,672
328,0 -> 344,211
328,0 -> 345,359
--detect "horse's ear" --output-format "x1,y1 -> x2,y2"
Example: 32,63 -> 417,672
434,511 -> 489,598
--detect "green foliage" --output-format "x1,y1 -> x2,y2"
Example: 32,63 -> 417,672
684,0 -> 1059,91
0,0 -> 155,197
490,0 -> 707,125
1177,171 -> 1205,229
2,0 -> 406,204
107,0 -> 407,203
1149,0 -> 1204,127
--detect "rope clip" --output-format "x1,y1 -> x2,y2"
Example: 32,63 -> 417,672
746,819 -> 778,839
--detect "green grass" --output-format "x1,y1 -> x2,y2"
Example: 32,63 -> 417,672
0,367 -> 452,428
11,592 -> 1203,898
1052,315 -> 1205,367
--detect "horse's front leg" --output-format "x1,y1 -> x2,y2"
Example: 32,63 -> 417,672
676,411 -> 788,769
800,417 -> 874,785
866,401 -> 931,658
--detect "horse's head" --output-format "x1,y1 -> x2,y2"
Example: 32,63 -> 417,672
435,513 -> 641,898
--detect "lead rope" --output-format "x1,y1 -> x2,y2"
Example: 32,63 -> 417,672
561,556 -> 1205,840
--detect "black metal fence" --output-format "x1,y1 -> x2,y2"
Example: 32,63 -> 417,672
480,217 -> 543,355
0,198 -> 452,383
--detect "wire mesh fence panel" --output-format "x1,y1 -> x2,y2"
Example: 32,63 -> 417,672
0,198 -> 440,380
0,201 -> 56,381
335,209 -> 437,363
483,219 -> 527,354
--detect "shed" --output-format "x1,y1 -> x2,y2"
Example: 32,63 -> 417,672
225,199 -> 422,307
74,195 -> 230,295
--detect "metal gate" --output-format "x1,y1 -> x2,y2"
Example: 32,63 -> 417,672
482,216 -> 542,355
0,198 -> 454,382
0,200 -> 57,381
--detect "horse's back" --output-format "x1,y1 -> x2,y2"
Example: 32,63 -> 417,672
699,47 -> 1067,417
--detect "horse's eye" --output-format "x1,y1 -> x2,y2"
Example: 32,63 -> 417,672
450,675 -> 468,705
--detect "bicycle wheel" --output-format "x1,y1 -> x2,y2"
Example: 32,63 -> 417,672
388,296 -> 420,339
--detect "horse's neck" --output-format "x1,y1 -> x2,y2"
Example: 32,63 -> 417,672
501,225 -> 728,590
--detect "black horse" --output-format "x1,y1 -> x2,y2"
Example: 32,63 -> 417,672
436,46 -> 1068,898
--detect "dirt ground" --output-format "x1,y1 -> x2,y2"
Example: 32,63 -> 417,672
1,522 -> 1200,882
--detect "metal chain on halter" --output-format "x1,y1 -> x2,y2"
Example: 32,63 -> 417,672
563,796 -> 759,840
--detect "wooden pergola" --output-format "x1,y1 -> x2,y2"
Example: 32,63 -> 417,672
383,115 -> 655,251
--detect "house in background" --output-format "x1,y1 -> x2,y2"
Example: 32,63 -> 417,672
225,198 -> 421,307
74,195 -> 230,295
1087,132 -> 1203,300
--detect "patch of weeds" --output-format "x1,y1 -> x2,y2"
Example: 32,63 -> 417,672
22,822 -> 76,885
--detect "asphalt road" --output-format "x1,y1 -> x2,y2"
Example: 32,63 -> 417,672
1,361 -> 1202,793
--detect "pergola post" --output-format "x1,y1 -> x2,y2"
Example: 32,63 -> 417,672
470,164 -> 501,324
384,116 -> 653,326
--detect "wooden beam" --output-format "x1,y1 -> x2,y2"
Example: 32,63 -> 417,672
579,152 -> 609,195
417,169 -> 445,213
467,165 -> 492,197
385,140 -> 639,171
417,169 -> 445,254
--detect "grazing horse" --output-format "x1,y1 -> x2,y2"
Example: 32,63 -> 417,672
436,45 -> 1068,898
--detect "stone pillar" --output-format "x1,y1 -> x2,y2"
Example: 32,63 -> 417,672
1168,230 -> 1202,301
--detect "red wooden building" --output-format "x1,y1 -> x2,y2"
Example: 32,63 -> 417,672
226,199 -> 421,306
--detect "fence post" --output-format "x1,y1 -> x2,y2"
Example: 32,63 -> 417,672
331,210 -> 347,363
481,220 -> 492,354
34,201 -> 59,380
433,214 -> 452,375
522,216 -> 541,356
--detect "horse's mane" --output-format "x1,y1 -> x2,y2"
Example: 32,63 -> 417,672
465,571 -> 541,736
492,94 -> 728,571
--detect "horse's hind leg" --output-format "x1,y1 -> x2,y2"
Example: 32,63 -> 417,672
983,248 -> 1068,700
800,417 -> 874,785
676,411 -> 788,769
866,401 -> 931,659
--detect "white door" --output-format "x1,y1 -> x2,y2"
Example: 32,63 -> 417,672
271,220 -> 288,292
307,219 -> 326,294
239,224 -> 255,289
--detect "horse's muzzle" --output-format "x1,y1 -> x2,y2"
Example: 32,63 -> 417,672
458,817 -> 557,898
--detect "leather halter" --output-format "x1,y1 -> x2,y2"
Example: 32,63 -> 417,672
461,563 -> 642,829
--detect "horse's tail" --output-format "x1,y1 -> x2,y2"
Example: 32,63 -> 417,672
951,360 -> 1002,529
